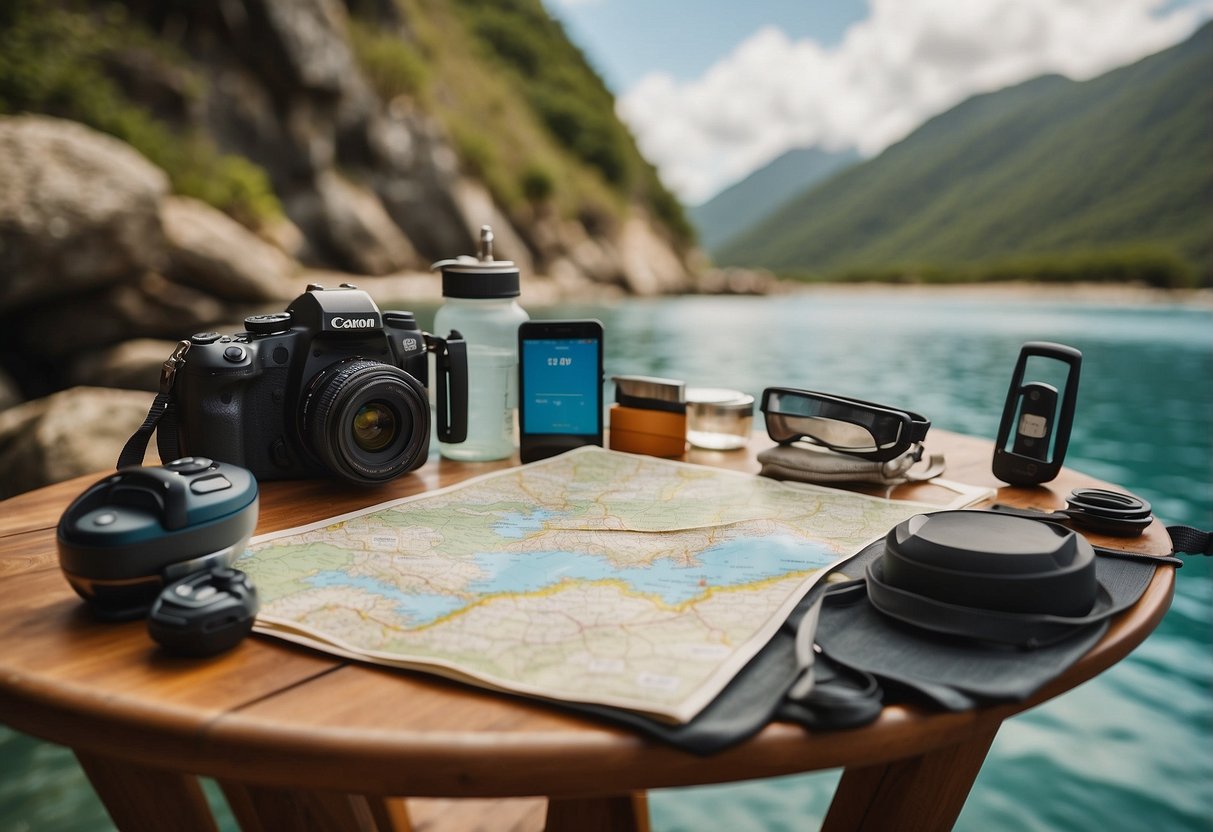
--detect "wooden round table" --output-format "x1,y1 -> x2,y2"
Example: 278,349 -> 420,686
0,432 -> 1175,831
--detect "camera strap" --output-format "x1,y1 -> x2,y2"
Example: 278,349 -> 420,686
117,341 -> 190,469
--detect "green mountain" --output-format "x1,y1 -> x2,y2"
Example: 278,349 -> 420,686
689,146 -> 858,251
717,23 -> 1213,286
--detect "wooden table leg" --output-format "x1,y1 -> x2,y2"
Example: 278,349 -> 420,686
545,792 -> 649,832
217,782 -> 412,832
822,724 -> 1000,832
75,750 -> 217,832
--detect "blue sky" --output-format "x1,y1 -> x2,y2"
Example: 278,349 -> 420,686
542,0 -> 1213,204
544,0 -> 868,90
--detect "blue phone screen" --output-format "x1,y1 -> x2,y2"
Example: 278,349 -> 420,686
522,338 -> 600,435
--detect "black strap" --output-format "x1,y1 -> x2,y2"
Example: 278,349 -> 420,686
1168,524 -> 1213,556
117,340 -> 190,469
117,393 -> 175,469
155,401 -> 182,466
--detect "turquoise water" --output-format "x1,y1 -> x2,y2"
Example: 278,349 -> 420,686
1,291 -> 1210,830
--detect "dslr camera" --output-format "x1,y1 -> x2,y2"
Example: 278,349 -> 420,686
155,284 -> 467,485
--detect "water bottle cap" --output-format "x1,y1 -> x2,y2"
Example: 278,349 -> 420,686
431,226 -> 521,299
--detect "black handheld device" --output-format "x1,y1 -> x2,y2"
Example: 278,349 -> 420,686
518,320 -> 604,463
993,341 -> 1082,486
148,567 -> 259,657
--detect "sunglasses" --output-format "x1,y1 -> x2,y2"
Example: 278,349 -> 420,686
760,387 -> 931,461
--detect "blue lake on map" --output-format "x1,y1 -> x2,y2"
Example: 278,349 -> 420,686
305,571 -> 466,624
466,533 -> 841,607
302,530 -> 839,626
303,531 -> 844,630
306,534 -> 839,625
492,508 -> 558,539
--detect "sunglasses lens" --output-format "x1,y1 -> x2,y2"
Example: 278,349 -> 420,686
765,390 -> 903,454
766,412 -> 879,452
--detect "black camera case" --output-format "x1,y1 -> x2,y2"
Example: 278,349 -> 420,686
57,457 -> 259,621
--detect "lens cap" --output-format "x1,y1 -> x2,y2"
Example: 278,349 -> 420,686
868,511 -> 1111,647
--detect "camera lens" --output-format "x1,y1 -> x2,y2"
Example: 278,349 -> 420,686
303,360 -> 429,484
352,402 -> 398,452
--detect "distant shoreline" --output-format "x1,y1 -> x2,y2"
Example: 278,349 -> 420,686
339,268 -> 1213,309
768,279 -> 1213,308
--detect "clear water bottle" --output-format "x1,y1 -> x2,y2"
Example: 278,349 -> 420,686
432,226 -> 529,461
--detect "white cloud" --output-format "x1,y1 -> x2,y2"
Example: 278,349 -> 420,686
618,0 -> 1213,204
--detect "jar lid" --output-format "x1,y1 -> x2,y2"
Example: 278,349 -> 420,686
686,388 -> 754,415
613,376 -> 686,404
431,226 -> 520,299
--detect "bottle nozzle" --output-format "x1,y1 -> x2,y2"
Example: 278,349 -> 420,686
478,225 -> 494,262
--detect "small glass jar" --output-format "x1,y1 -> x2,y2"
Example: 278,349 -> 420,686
686,388 -> 754,450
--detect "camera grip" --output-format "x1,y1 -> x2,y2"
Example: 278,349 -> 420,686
432,331 -> 468,444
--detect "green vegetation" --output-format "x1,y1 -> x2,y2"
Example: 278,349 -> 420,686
520,164 -> 555,204
458,1 -> 629,187
826,246 -> 1196,289
2,0 -> 690,247
347,19 -> 429,101
717,23 -> 1213,286
0,0 -> 280,225
347,0 -> 691,243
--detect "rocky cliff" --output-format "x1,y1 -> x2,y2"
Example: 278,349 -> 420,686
2,0 -> 696,282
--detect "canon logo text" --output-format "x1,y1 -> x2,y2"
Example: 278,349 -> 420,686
330,317 -> 377,329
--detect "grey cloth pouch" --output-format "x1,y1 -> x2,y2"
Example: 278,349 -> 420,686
814,539 -> 1155,710
758,443 -> 945,486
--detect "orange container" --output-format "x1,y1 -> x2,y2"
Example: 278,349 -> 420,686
608,405 -> 687,458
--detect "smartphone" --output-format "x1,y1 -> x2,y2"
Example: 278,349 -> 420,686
518,320 -> 604,463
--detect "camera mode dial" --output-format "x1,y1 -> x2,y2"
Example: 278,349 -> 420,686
244,312 -> 293,335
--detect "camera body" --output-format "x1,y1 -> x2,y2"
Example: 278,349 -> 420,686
169,285 -> 467,484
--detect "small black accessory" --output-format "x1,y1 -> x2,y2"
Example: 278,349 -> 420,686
865,511 -> 1117,648
117,284 -> 468,485
148,567 -> 259,657
57,459 -> 259,621
993,341 -> 1081,485
760,387 -> 930,462
989,488 -> 1153,537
